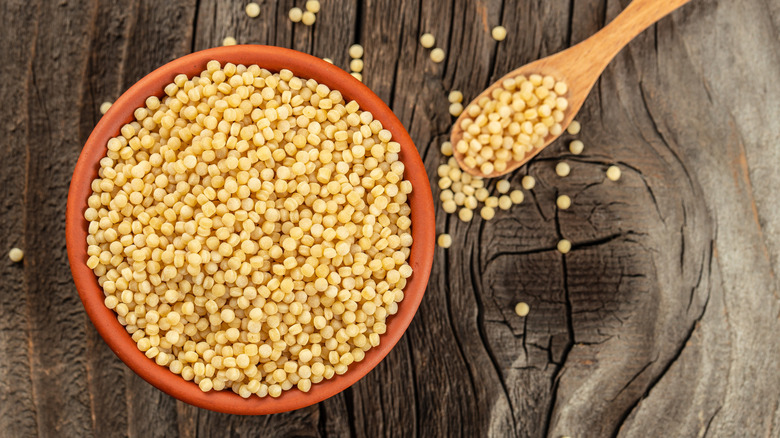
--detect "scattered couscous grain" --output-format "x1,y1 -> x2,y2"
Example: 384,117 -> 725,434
496,180 -> 511,194
302,11 -> 316,25
514,302 -> 530,317
305,0 -> 321,13
349,59 -> 364,73
440,141 -> 453,157
498,195 -> 512,210
521,176 -> 536,190
491,26 -> 507,41
245,2 -> 261,18
100,101 -> 112,115
449,103 -> 463,117
222,37 -> 237,46
420,33 -> 435,49
443,200 -> 457,213
430,48 -> 445,63
448,91 -> 463,104
567,120 -> 581,135
349,44 -> 364,59
438,234 -> 452,248
289,7 -> 303,22
509,190 -> 524,204
323,58 -> 334,64
557,239 -> 572,254
606,165 -> 621,181
569,140 -> 583,155
84,61 -> 414,399
458,208 -> 474,222
480,206 -> 495,220
8,248 -> 23,263
350,72 -> 363,82
556,195 -> 571,210
485,196 -> 499,208
555,162 -> 570,177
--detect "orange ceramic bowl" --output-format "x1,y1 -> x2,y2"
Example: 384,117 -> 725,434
66,46 -> 435,415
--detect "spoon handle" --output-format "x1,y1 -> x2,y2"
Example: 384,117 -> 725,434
578,0 -> 692,72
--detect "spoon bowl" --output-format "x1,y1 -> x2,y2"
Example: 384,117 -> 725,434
451,0 -> 692,178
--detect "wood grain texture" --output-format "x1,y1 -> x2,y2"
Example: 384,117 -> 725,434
1,0 -> 779,437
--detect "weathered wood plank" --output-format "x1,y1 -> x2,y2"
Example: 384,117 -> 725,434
22,0 -> 98,436
616,0 -> 780,435
0,1 -> 41,437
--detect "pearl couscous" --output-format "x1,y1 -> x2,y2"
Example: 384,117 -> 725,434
568,140 -> 583,155
420,33 -> 435,49
491,26 -> 507,42
245,3 -> 261,18
555,162 -> 570,177
84,61 -> 414,399
289,7 -> 303,23
430,48 -> 445,63
349,59 -> 364,74
349,44 -> 364,59
101,101 -> 113,115
566,120 -> 580,135
521,175 -> 535,190
606,165 -> 621,181
455,74 -> 568,175
556,195 -> 571,210
305,0 -> 320,13
9,248 -> 24,263
301,11 -> 316,26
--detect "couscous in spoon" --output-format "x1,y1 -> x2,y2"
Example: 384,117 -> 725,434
450,0 -> 692,178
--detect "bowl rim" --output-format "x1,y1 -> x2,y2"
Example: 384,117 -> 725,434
65,45 -> 435,415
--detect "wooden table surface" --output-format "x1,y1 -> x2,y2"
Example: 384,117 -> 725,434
2,0 -> 779,436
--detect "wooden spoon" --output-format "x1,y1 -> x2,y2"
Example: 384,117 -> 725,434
451,0 -> 692,178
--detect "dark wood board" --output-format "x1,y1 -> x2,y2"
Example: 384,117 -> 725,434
1,0 -> 778,436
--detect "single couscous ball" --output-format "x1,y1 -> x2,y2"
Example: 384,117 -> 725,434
245,3 -> 261,18
557,239 -> 571,254
606,165 -> 621,181
84,61 -> 414,400
521,175 -> 535,190
289,7 -> 303,22
9,248 -> 24,263
430,48 -> 445,63
491,26 -> 507,41
349,44 -> 364,59
556,195 -> 571,210
301,11 -> 316,26
305,0 -> 321,13
419,33 -> 435,49
555,162 -> 570,177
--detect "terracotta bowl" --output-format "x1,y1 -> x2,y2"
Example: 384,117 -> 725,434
66,46 -> 435,415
